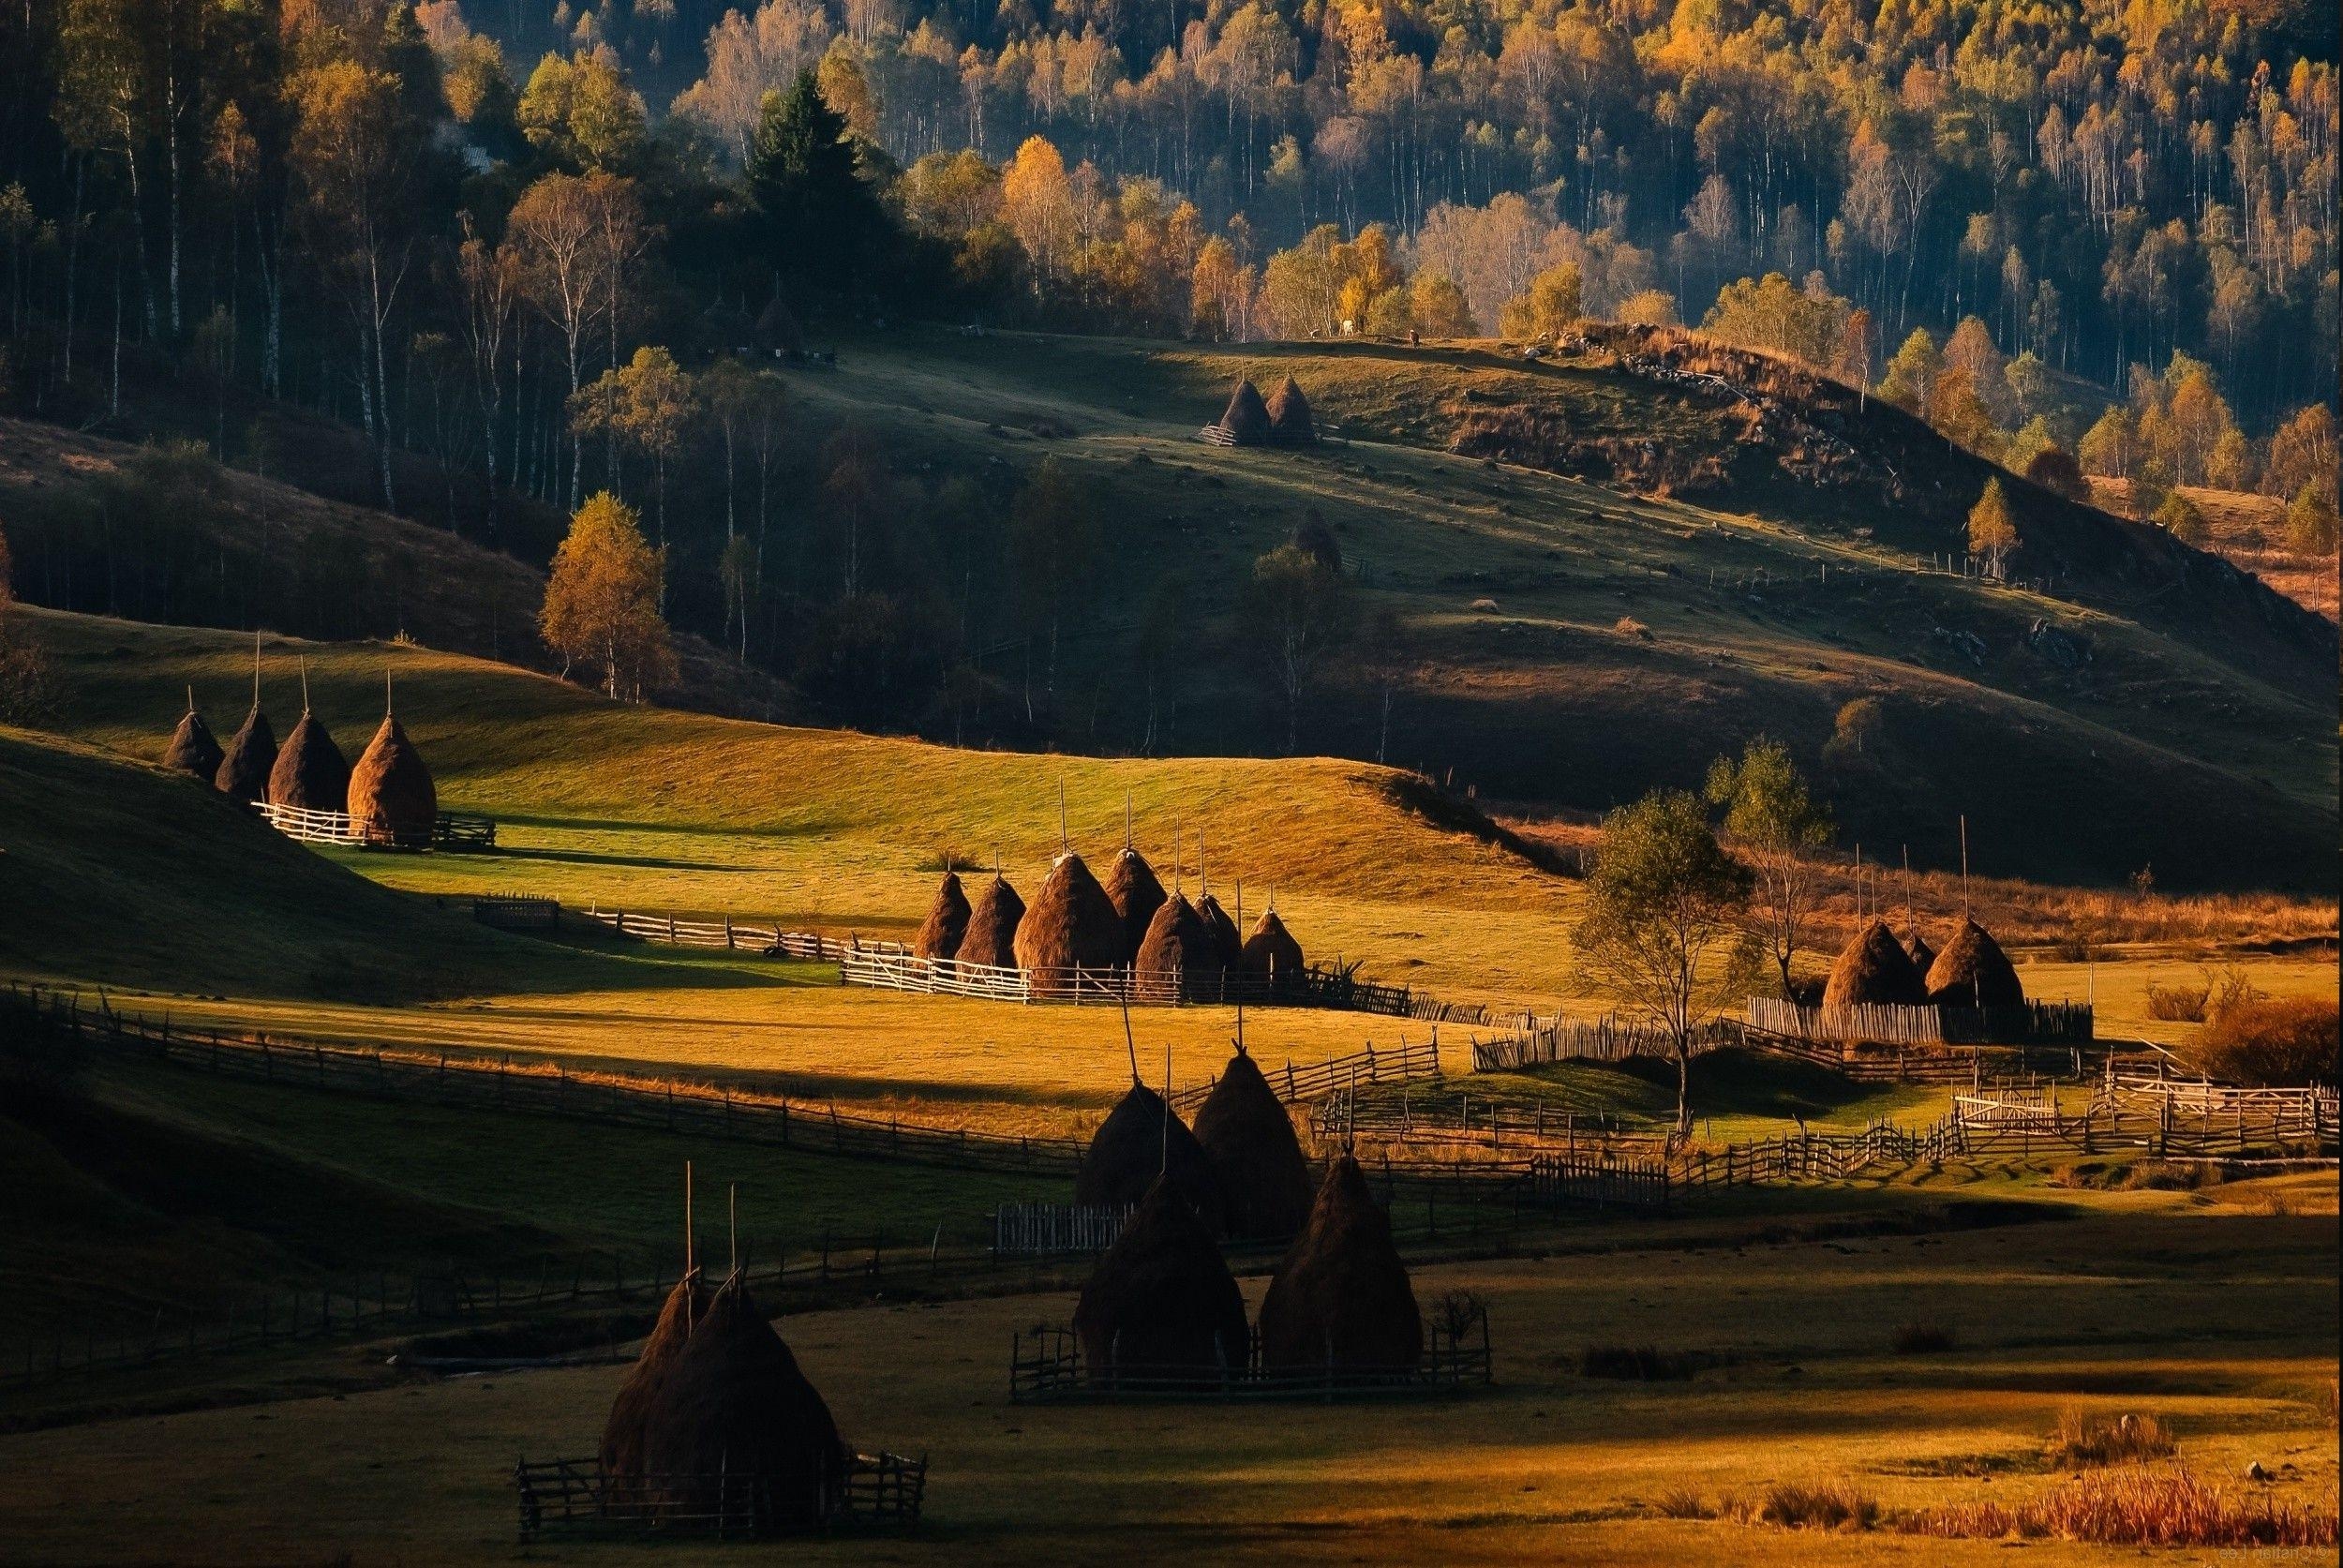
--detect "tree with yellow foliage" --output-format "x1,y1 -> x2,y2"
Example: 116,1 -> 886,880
1499,262 -> 1581,341
1967,478 -> 2018,578
540,492 -> 676,700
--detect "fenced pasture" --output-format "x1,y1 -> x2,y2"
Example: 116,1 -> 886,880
1476,1008 -> 2112,1084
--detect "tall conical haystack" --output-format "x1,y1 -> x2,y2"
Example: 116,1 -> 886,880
1264,375 -> 1316,446
1195,892 -> 1241,973
1103,846 -> 1166,963
1258,1154 -> 1421,1372
162,690 -> 224,783
1820,919 -> 1926,1009
1072,1177 -> 1250,1387
1074,1082 -> 1225,1232
1906,930 -> 1936,974
267,709 -> 350,813
347,694 -> 437,847
958,873 -> 1024,968
1291,512 -> 1341,573
1924,918 -> 2025,1008
215,703 -> 277,802
1134,892 -> 1216,1002
1216,379 -> 1272,445
912,871 -> 971,960
1238,908 -> 1306,993
600,1271 -> 708,1485
635,1271 -> 844,1531
1192,1051 -> 1312,1240
1014,851 -> 1125,997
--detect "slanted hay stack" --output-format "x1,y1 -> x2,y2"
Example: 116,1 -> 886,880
958,872 -> 1024,969
1238,905 -> 1306,994
1264,375 -> 1316,446
1191,1049 -> 1312,1240
1014,850 -> 1125,997
600,1270 -> 708,1488
1133,892 -> 1215,1002
1103,845 -> 1166,964
1258,1154 -> 1422,1373
1819,920 -> 1926,1010
215,637 -> 276,802
1072,1177 -> 1249,1388
1074,1082 -> 1226,1232
267,667 -> 350,813
1924,918 -> 2025,1008
1195,892 -> 1241,974
1216,379 -> 1273,445
347,685 -> 437,848
912,870 -> 971,961
162,688 -> 224,783
634,1270 -> 844,1531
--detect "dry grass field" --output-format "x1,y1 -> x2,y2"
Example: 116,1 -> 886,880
0,1201 -> 2331,1566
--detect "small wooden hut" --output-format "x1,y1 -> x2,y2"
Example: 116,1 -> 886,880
1074,1082 -> 1225,1232
1015,851 -> 1125,996
1819,920 -> 1926,1010
1238,906 -> 1306,994
912,871 -> 971,961
268,674 -> 351,813
348,692 -> 437,847
1072,1177 -> 1250,1387
162,689 -> 224,783
1264,376 -> 1317,446
1257,1155 -> 1421,1373
1215,380 -> 1273,445
1191,1049 -> 1313,1240
1102,845 -> 1166,964
1924,918 -> 2025,1008
958,873 -> 1024,969
634,1270 -> 845,1531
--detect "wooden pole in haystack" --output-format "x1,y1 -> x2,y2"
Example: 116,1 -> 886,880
1058,779 -> 1069,856
1233,877 -> 1246,1057
1903,845 -> 1916,935
1120,987 -> 1140,1085
729,1182 -> 738,1274
1959,815 -> 1971,916
684,1160 -> 695,1277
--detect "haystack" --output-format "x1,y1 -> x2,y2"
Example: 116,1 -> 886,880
1195,892 -> 1241,973
958,873 -> 1024,968
1924,918 -> 2025,1008
1264,375 -> 1316,445
215,702 -> 277,802
1191,1050 -> 1312,1240
600,1270 -> 708,1485
1905,930 -> 1937,975
1216,379 -> 1272,445
1102,846 -> 1166,963
1257,1154 -> 1421,1373
1074,1082 -> 1225,1232
347,700 -> 437,847
1014,851 -> 1125,996
1820,919 -> 1926,1009
162,690 -> 223,782
267,706 -> 350,814
1072,1176 -> 1249,1386
912,871 -> 971,960
1238,907 -> 1306,993
635,1271 -> 843,1531
1134,892 -> 1216,1001
1291,512 -> 1341,573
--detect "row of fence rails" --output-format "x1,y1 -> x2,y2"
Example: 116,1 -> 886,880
514,1451 -> 927,1541
1168,1032 -> 1445,1114
1311,1082 -> 1668,1160
1745,995 -> 2096,1049
579,907 -> 907,963
255,799 -> 365,845
3,983 -> 1089,1181
992,1202 -> 1129,1257
470,893 -> 560,930
838,946 -> 1437,1019
1469,1013 -> 1742,1072
1516,1151 -> 1673,1213
2101,1066 -> 2339,1127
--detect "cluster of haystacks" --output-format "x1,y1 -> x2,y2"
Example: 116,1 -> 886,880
1214,379 -> 1274,445
1923,918 -> 2025,1008
913,870 -> 971,960
600,1269 -> 845,1531
1072,1177 -> 1250,1388
1264,376 -> 1317,446
1819,920 -> 1927,1009
163,689 -> 223,783
1258,1155 -> 1422,1374
957,871 -> 1025,967
348,691 -> 438,847
1015,850 -> 1125,995
1076,1081 -> 1226,1232
1191,1047 -> 1313,1240
1208,374 -> 1321,448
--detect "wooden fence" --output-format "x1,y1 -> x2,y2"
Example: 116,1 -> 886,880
470,894 -> 560,930
256,800 -> 497,851
1470,1014 -> 1740,1071
1168,1034 -> 1443,1113
992,1203 -> 1128,1256
513,1450 -> 926,1541
581,907 -> 878,960
1745,995 -> 2095,1047
1310,1083 -> 1664,1159
1516,1152 -> 1673,1212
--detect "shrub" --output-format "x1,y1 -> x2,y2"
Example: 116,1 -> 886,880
1737,1481 -> 1878,1531
2187,997 -> 2339,1086
1653,1486 -> 1712,1519
1902,1468 -> 2337,1547
1892,1321 -> 1957,1354
2145,975 -> 2212,1023
2153,490 -> 2208,543
1614,615 -> 1650,638
2051,1408 -> 2177,1466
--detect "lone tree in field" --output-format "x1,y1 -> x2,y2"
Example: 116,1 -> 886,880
1243,542 -> 1358,754
540,492 -> 677,699
1705,737 -> 1834,1000
1967,477 -> 2018,578
1573,790 -> 1757,1148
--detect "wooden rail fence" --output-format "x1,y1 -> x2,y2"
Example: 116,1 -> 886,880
1745,995 -> 2095,1047
513,1450 -> 926,1541
1168,1034 -> 1443,1113
257,800 -> 496,851
992,1203 -> 1128,1256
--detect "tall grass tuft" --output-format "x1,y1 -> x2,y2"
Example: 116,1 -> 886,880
1731,1482 -> 1879,1531
2050,1408 -> 2178,1466
1903,1468 -> 2337,1547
